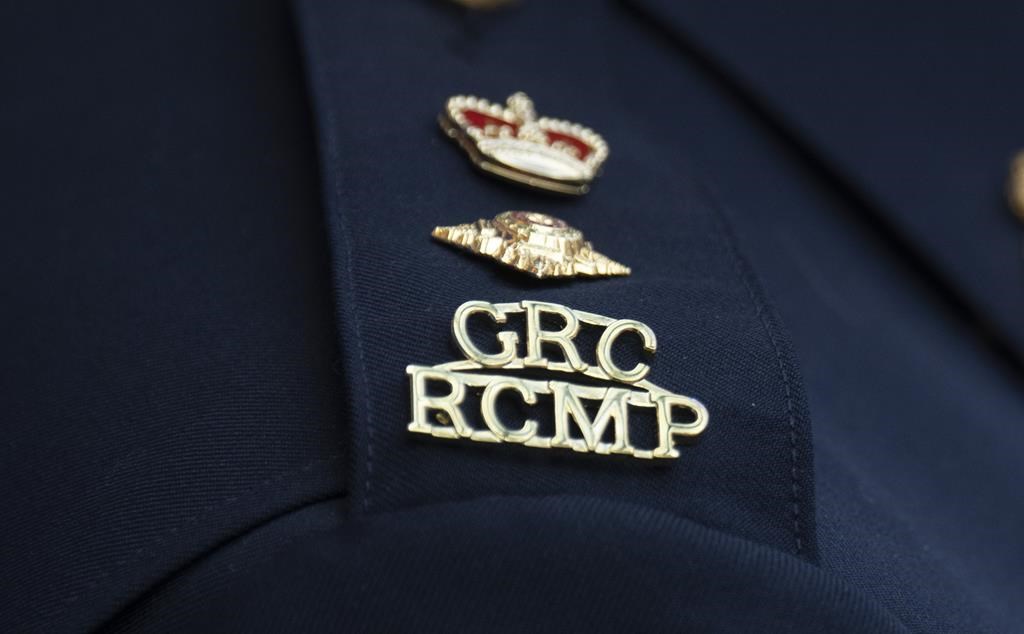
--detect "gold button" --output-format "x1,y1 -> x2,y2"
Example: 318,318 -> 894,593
449,0 -> 517,9
1009,151 -> 1024,222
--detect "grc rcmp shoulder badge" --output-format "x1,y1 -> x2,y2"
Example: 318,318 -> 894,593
407,300 -> 709,460
440,92 -> 609,195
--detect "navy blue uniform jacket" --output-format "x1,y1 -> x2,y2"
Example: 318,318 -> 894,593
2,1 -> 1023,631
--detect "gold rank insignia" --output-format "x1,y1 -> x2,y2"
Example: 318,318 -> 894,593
433,211 -> 630,279
408,300 -> 709,460
440,92 -> 608,195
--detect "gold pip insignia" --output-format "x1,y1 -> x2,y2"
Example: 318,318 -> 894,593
433,211 -> 630,279
408,300 -> 709,460
440,92 -> 608,195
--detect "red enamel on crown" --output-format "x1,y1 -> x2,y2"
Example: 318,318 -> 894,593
440,92 -> 609,195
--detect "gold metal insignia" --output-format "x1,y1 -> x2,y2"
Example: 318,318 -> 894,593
433,211 -> 630,279
407,300 -> 709,460
1009,151 -> 1024,222
440,92 -> 609,195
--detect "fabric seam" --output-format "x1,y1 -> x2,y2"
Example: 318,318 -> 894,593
98,491 -> 347,631
307,15 -> 377,515
53,454 -> 342,615
703,182 -> 805,556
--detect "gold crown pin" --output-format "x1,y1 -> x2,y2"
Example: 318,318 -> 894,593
433,211 -> 629,279
440,92 -> 609,195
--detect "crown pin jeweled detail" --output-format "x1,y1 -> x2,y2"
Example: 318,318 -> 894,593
440,92 -> 609,195
433,211 -> 629,279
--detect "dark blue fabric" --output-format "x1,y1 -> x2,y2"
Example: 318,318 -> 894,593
631,0 -> 1024,361
0,1 -> 346,630
297,0 -> 815,557
172,496 -> 906,633
1,0 -> 1022,632
613,4 -> 1024,630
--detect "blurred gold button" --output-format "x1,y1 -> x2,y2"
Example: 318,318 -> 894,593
1009,151 -> 1024,222
449,0 -> 516,9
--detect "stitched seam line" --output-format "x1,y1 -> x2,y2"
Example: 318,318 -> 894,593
96,490 -> 347,631
54,454 -> 342,613
705,185 -> 804,556
325,103 -> 375,514
308,16 -> 376,514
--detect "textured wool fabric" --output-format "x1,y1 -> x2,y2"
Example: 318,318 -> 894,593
631,0 -> 1024,360
1,1 -> 1023,632
611,4 -> 1024,630
0,1 -> 347,630
172,496 -> 907,633
297,0 -> 815,557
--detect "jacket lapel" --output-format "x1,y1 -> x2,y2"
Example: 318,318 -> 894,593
626,0 -> 1024,362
